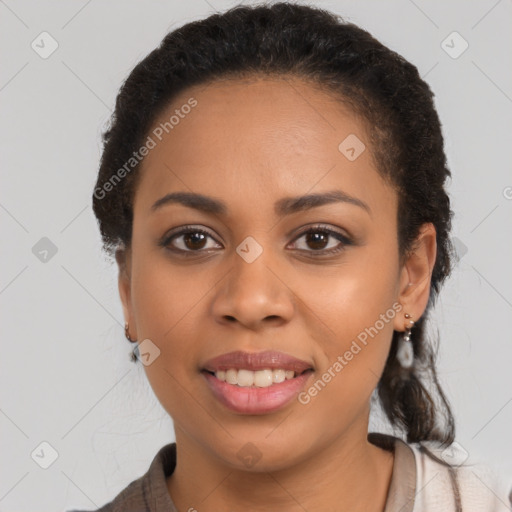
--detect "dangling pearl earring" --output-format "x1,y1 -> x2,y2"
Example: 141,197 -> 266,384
397,313 -> 415,368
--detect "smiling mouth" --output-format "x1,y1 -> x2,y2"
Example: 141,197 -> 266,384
202,368 -> 313,388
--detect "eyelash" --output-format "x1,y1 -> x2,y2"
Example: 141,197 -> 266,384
159,224 -> 353,257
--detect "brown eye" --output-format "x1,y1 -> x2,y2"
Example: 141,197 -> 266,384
182,231 -> 208,250
161,226 -> 222,254
290,225 -> 352,256
160,224 -> 352,258
304,231 -> 330,250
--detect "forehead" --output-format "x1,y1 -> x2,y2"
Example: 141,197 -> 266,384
133,76 -> 395,218
167,75 -> 355,146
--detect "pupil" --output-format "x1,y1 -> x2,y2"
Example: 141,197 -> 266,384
307,232 -> 328,250
185,232 -> 206,249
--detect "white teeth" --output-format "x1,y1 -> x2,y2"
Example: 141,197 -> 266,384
273,369 -> 286,383
226,369 -> 238,385
213,368 -> 300,387
254,369 -> 273,387
237,369 -> 254,387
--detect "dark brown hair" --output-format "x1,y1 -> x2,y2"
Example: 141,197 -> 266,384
93,2 -> 456,447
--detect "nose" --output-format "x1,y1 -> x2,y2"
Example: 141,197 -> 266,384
211,248 -> 295,331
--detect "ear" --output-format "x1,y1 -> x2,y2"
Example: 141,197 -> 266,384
393,222 -> 437,332
116,246 -> 137,339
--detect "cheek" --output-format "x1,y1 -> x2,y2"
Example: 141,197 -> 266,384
130,253 -> 207,375
297,247 -> 399,391
302,251 -> 399,337
295,291 -> 397,427
130,257 -> 206,415
131,248 -> 208,333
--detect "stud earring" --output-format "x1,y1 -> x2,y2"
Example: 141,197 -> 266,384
124,322 -> 137,343
125,323 -> 139,362
397,313 -> 414,368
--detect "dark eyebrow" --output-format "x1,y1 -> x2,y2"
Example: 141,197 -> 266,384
151,190 -> 371,217
275,190 -> 371,217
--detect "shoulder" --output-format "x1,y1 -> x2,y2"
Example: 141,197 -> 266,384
406,440 -> 512,512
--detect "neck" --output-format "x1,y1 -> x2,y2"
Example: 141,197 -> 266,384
166,422 -> 394,512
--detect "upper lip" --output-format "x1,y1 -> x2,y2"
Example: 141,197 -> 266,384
202,350 -> 314,374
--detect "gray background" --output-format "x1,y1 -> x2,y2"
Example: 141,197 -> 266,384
1,0 -> 511,510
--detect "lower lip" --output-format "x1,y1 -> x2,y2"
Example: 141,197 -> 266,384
202,370 -> 314,415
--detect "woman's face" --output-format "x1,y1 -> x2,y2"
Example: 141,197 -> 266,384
118,76 -> 435,470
